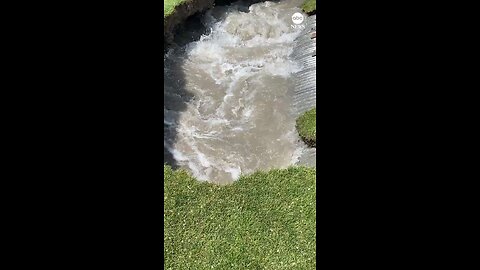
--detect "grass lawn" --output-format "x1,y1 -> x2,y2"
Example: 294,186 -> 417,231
164,0 -> 316,268
164,0 -> 190,18
296,108 -> 316,147
164,165 -> 316,269
302,0 -> 316,14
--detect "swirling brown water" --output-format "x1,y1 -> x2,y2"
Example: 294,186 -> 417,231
164,0 -> 308,184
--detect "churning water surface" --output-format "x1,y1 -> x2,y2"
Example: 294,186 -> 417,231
164,0 -> 309,184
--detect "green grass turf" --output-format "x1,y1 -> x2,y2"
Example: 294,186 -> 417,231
296,108 -> 316,147
164,0 -> 190,18
164,164 -> 316,269
302,0 -> 316,14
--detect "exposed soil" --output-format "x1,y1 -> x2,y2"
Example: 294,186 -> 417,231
164,0 -> 215,45
164,0 -> 271,46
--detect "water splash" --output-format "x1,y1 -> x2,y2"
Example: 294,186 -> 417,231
164,0 -> 311,184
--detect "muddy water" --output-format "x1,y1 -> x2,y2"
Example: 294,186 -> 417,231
164,0 -> 308,184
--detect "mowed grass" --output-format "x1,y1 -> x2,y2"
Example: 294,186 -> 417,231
296,108 -> 316,147
164,165 -> 316,269
302,0 -> 316,14
164,0 -> 190,18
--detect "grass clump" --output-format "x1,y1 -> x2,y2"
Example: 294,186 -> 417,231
164,0 -> 189,18
302,0 -> 316,14
164,164 -> 316,269
296,108 -> 316,147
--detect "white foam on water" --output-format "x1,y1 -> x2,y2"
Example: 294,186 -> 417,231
225,166 -> 242,180
164,0 -> 309,184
